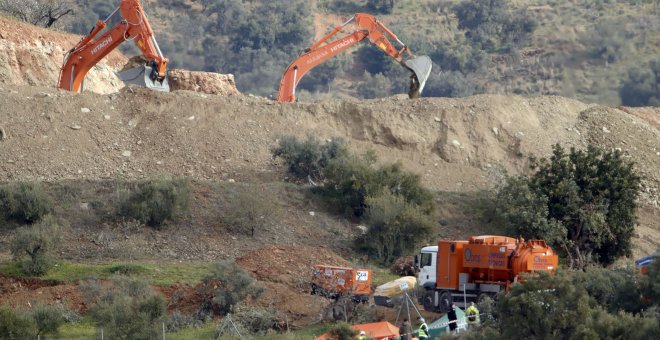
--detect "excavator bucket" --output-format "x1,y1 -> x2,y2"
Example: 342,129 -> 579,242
117,65 -> 170,92
404,56 -> 432,99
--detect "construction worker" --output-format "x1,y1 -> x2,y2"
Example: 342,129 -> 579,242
358,330 -> 367,340
466,302 -> 480,328
447,304 -> 458,333
399,318 -> 412,340
417,317 -> 429,340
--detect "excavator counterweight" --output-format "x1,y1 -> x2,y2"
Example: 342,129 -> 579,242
277,13 -> 432,102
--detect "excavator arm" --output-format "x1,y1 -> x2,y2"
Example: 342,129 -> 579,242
58,0 -> 169,92
277,13 -> 432,102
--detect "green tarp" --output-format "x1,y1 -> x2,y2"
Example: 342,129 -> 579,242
426,307 -> 467,338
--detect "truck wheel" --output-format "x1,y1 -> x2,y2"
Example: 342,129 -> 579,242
422,290 -> 435,312
438,291 -> 452,313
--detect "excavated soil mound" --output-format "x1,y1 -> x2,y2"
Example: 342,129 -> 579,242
236,245 -> 353,326
0,274 -> 85,312
0,16 -> 126,94
168,69 -> 240,96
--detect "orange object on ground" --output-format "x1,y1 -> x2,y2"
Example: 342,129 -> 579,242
311,265 -> 372,302
314,321 -> 400,340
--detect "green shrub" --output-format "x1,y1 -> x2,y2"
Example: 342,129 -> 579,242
0,306 -> 35,339
119,179 -> 191,229
356,71 -> 393,99
328,322 -> 358,340
0,303 -> 68,339
9,215 -> 62,276
106,264 -> 149,276
218,184 -> 280,237
30,303 -> 65,337
271,135 -> 347,181
225,305 -> 282,336
357,191 -> 434,263
492,270 -> 659,339
620,59 -> 660,106
85,277 -> 167,340
320,152 -> 434,217
204,261 -> 265,316
0,182 -> 53,224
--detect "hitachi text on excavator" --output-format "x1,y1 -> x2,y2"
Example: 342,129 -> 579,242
277,13 -> 432,102
58,0 -> 169,92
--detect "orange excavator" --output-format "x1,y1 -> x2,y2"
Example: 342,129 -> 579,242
277,13 -> 432,102
58,0 -> 169,92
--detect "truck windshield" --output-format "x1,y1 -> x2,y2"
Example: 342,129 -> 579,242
420,252 -> 433,267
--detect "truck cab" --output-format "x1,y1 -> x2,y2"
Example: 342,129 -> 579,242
416,246 -> 437,289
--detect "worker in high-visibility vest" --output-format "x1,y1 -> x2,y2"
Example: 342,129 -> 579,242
417,317 -> 429,340
358,330 -> 367,340
466,302 -> 480,328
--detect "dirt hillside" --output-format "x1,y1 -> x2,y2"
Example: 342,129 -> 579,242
0,14 -> 658,330
0,85 -> 658,258
0,16 -> 126,94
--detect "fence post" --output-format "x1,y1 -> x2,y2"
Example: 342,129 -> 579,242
101,328 -> 104,340
163,322 -> 166,340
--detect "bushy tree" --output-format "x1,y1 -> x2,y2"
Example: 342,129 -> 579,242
0,303 -> 69,339
203,0 -> 313,96
424,70 -> 479,98
357,190 -> 434,263
30,303 -> 65,337
84,277 -> 167,340
0,0 -> 74,28
356,71 -> 393,99
453,0 -> 536,51
367,0 -> 395,14
9,215 -> 62,276
494,270 -> 659,339
219,184 -> 281,237
496,145 -> 642,269
217,305 -> 282,337
271,135 -> 348,181
0,307 -> 35,339
320,152 -> 434,217
327,322 -> 358,340
119,179 -> 191,229
620,59 -> 660,107
204,261 -> 265,316
0,182 -> 53,225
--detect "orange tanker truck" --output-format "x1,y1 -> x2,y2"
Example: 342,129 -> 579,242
415,235 -> 559,313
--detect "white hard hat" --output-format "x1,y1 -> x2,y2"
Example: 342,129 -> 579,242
419,317 -> 425,322
360,330 -> 366,335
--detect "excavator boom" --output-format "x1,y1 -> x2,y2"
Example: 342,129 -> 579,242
277,13 -> 431,102
58,0 -> 169,92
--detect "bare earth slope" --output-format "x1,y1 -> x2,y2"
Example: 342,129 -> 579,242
0,85 -> 658,256
0,16 -> 126,94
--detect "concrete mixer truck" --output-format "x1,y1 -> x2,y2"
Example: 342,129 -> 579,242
415,235 -> 559,313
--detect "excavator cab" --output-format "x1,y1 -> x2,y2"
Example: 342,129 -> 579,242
117,60 -> 170,92
405,55 -> 432,98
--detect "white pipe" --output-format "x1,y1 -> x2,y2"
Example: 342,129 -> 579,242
103,7 -> 120,23
292,68 -> 298,97
151,35 -> 164,58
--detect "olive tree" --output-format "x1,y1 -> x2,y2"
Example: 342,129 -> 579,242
496,145 -> 641,269
0,0 -> 74,28
9,215 -> 62,276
